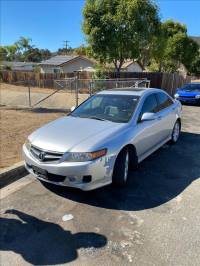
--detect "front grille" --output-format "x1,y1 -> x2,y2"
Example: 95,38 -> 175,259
30,145 -> 64,163
180,95 -> 195,98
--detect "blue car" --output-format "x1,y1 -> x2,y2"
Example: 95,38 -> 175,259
174,83 -> 200,105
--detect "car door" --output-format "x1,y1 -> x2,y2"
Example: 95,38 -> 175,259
134,93 -> 163,160
155,92 -> 176,140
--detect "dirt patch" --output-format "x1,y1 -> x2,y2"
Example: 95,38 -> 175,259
0,107 -> 66,169
0,83 -> 57,94
0,82 -> 89,109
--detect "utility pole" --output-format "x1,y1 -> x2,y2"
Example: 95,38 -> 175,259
63,40 -> 69,55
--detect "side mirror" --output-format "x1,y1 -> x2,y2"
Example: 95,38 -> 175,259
71,106 -> 75,112
140,112 -> 157,122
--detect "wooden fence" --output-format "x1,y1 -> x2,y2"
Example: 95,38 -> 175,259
0,70 -> 192,95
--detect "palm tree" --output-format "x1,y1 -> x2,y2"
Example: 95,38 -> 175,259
15,37 -> 32,61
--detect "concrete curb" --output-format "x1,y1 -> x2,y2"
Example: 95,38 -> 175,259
0,161 -> 28,188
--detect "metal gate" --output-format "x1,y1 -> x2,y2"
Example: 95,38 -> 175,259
88,78 -> 150,96
54,77 -> 151,107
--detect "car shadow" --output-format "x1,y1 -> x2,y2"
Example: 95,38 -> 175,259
43,131 -> 200,211
181,102 -> 200,107
0,209 -> 107,265
31,107 -> 69,113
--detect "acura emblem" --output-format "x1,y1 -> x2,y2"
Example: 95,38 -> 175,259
39,152 -> 46,161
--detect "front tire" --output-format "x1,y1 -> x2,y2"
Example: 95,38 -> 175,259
170,120 -> 181,144
112,148 -> 129,186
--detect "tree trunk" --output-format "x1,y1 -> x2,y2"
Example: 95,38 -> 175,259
113,59 -> 124,78
158,62 -> 162,72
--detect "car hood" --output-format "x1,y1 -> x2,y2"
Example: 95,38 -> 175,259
177,89 -> 200,97
29,116 -> 123,152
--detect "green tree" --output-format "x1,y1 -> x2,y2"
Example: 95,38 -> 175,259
16,37 -> 32,52
15,37 -> 32,61
23,48 -> 42,62
5,45 -> 19,61
83,0 -> 160,74
150,20 -> 199,73
189,53 -> 200,76
57,47 -> 73,55
73,45 -> 89,56
23,48 -> 51,62
40,49 -> 51,60
0,46 -> 8,61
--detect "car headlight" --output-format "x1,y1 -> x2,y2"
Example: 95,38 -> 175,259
174,93 -> 179,98
25,139 -> 31,151
195,95 -> 200,99
61,149 -> 107,162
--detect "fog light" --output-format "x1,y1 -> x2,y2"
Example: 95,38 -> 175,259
82,175 -> 92,183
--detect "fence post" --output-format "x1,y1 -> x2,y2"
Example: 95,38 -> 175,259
171,73 -> 175,96
75,76 -> 78,107
89,81 -> 92,96
28,86 -> 31,107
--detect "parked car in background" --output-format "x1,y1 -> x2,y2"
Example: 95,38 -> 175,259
23,88 -> 182,191
174,82 -> 200,105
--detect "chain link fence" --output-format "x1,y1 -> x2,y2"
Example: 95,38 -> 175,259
88,78 -> 150,95
1,77 -> 150,110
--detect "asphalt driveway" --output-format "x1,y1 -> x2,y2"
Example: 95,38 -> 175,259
0,105 -> 200,266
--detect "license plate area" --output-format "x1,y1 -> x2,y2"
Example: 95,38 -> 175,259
32,165 -> 48,179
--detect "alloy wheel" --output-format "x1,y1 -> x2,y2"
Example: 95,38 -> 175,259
172,122 -> 180,142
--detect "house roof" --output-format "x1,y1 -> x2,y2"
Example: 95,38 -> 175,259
190,36 -> 200,46
0,61 -> 38,71
40,55 -> 94,66
1,61 -> 37,67
121,60 -> 143,69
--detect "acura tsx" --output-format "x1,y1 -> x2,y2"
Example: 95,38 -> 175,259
23,88 -> 182,190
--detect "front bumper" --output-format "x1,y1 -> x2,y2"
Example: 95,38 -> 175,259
23,145 -> 114,191
177,97 -> 200,104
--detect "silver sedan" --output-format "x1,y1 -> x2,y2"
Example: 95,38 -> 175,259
23,88 -> 182,190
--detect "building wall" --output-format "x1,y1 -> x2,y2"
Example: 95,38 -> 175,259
126,63 -> 143,72
40,65 -> 58,73
40,58 -> 95,73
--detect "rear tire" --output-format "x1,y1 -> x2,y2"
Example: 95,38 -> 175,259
112,148 -> 129,186
170,120 -> 181,144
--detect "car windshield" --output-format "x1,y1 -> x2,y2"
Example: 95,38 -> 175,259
182,84 -> 200,91
70,94 -> 140,123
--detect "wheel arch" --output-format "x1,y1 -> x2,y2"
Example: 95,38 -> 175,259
177,117 -> 181,127
114,143 -> 138,170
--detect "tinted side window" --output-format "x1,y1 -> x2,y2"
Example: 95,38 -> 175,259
157,92 -> 173,111
138,94 -> 158,121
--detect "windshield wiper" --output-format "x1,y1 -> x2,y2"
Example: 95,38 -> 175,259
87,116 -> 108,121
71,114 -> 108,121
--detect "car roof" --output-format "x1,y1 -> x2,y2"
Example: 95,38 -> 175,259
97,87 -> 161,97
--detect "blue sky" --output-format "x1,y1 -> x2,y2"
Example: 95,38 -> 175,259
1,0 -> 200,52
